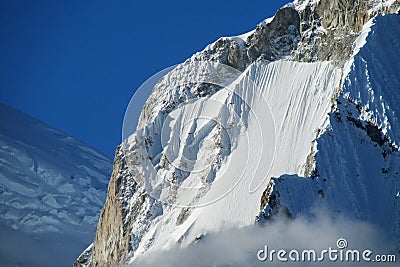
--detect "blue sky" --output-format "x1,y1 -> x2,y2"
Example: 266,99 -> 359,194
0,0 -> 289,158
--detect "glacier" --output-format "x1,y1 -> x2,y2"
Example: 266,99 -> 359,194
0,103 -> 111,266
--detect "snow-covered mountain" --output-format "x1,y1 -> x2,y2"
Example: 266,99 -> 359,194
0,103 -> 111,266
75,0 -> 400,266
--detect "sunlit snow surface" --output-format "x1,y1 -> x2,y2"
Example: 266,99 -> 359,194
123,57 -> 341,261
0,103 -> 111,266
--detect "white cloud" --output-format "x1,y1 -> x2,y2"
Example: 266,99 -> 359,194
129,209 -> 398,267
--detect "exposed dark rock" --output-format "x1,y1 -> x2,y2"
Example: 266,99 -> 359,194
366,123 -> 385,146
247,6 -> 301,62
176,207 -> 191,226
259,179 -> 275,212
257,179 -> 292,224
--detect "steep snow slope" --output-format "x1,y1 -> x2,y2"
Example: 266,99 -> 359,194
343,13 -> 400,147
262,14 -> 400,243
122,61 -> 340,262
0,103 -> 111,266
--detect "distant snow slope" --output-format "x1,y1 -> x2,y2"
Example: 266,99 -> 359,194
0,103 -> 111,266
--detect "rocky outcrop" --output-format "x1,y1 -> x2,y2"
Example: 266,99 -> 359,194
194,5 -> 301,70
247,6 -> 301,62
293,0 -> 400,64
196,0 -> 400,68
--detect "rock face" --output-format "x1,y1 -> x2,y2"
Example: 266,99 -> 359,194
91,147 -> 134,266
247,6 -> 301,62
75,1 -> 400,266
294,0 -> 399,63
78,142 -> 162,266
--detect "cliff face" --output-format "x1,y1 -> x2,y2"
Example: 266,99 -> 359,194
294,0 -> 395,63
75,146 -> 134,267
77,141 -> 163,266
91,147 -> 133,266
75,1 -> 400,266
